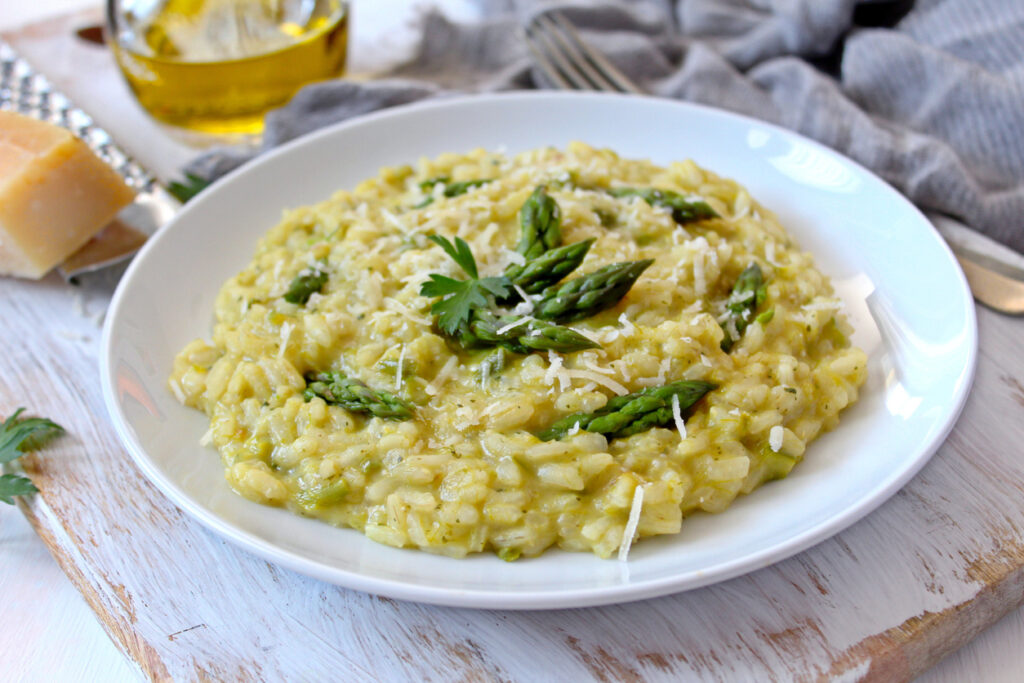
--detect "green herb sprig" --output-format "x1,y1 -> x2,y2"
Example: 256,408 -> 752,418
0,408 -> 63,504
419,235 -> 512,335
166,173 -> 211,204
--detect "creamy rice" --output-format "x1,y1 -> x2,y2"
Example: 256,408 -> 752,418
170,143 -> 867,560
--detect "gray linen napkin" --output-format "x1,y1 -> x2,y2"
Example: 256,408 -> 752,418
189,0 -> 1024,254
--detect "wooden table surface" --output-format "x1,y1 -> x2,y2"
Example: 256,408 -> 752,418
4,3 -> 1024,681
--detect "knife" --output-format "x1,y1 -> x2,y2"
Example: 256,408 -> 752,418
0,39 -> 180,278
952,246 -> 1024,316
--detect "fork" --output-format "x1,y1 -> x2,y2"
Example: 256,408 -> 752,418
523,13 -> 642,94
522,12 -> 1024,315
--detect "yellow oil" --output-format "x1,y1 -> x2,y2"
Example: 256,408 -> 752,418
111,0 -> 348,136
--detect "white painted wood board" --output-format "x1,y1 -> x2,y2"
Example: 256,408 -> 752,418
4,8 -> 1024,682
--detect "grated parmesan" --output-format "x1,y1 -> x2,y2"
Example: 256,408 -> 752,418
611,360 -> 632,382
395,344 -> 407,392
802,299 -> 843,311
384,298 -> 432,326
169,379 -> 187,403
693,251 -> 706,296
657,357 -> 671,382
496,315 -> 533,335
380,208 -> 408,233
671,394 -> 687,440
571,327 -> 600,345
617,312 -> 635,336
502,248 -> 526,267
480,357 -> 490,390
477,222 -> 498,246
724,318 -> 740,344
544,351 -> 568,391
618,485 -> 645,561
566,369 -> 629,396
769,425 -> 784,452
278,322 -> 294,360
511,285 -> 535,315
425,356 -> 458,396
582,358 -> 616,376
199,427 -> 214,447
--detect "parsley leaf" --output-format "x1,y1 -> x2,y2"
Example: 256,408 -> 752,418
0,474 -> 37,505
0,408 -> 63,505
166,173 -> 211,203
1,409 -> 63,464
428,234 -> 479,278
419,235 -> 511,335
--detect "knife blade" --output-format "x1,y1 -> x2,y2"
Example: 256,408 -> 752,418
0,39 -> 180,278
951,245 -> 1024,316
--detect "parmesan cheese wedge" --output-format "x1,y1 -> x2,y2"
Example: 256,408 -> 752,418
0,111 -> 136,279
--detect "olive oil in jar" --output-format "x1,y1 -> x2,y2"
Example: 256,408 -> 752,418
109,0 -> 348,137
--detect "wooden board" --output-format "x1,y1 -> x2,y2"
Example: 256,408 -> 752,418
5,9 -> 1024,683
5,260 -> 1024,682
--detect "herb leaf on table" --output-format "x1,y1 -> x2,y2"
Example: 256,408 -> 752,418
0,408 -> 63,504
166,173 -> 211,203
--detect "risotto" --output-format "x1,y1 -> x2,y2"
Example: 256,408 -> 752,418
169,143 -> 867,560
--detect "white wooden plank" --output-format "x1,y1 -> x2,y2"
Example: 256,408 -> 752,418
0,506 -> 141,682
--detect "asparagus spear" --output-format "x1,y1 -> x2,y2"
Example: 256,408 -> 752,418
416,178 -> 492,207
478,347 -> 511,381
294,479 -> 351,509
283,266 -> 329,305
503,238 -> 595,298
512,186 -> 562,260
303,372 -> 414,420
719,263 -> 767,352
539,380 -> 716,441
458,310 -> 599,354
532,259 -> 654,323
441,179 -> 492,196
608,187 -> 717,225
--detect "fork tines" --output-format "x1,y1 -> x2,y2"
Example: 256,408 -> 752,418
524,13 -> 643,94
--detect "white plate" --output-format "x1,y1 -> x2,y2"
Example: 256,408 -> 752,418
101,92 -> 976,609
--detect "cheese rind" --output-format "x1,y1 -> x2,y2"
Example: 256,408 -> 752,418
0,111 -> 136,279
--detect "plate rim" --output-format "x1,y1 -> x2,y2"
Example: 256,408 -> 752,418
100,90 -> 978,609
